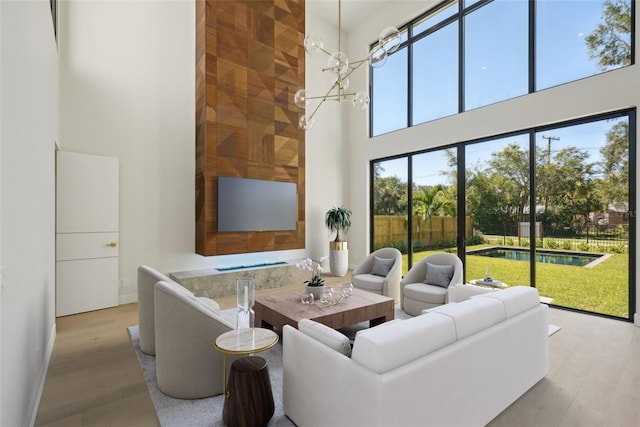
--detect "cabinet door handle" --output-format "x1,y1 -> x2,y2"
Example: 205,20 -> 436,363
106,242 -> 117,247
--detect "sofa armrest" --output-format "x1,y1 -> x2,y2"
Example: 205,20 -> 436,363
380,255 -> 401,301
401,261 -> 426,285
352,255 -> 374,276
283,325 -> 381,427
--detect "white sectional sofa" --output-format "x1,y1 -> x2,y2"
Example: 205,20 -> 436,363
283,286 -> 548,427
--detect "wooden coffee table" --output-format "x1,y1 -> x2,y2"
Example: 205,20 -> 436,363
254,287 -> 394,331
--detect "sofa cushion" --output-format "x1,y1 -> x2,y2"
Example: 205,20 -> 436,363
351,273 -> 384,292
351,313 -> 456,374
473,286 -> 540,318
299,319 -> 352,357
354,319 -> 402,338
426,297 -> 505,340
403,283 -> 447,305
371,256 -> 395,277
424,262 -> 454,288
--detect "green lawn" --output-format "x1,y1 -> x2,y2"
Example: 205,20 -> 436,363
402,246 -> 629,318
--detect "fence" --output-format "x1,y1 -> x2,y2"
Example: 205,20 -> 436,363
373,215 -> 473,251
480,223 -> 629,253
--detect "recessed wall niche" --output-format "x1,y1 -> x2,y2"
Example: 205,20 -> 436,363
195,0 -> 305,256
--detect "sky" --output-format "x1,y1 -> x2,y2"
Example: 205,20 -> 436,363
373,0 -> 630,186
378,115 -> 628,187
372,0 -> 624,136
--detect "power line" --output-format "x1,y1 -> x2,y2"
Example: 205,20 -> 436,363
541,135 -> 560,164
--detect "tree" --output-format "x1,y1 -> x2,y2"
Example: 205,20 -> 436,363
466,170 -> 513,234
597,120 -> 629,206
585,0 -> 631,70
412,184 -> 456,219
373,175 -> 408,215
486,143 -> 531,224
538,146 -> 603,229
463,143 -> 531,233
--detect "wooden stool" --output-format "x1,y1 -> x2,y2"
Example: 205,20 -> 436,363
222,356 -> 274,427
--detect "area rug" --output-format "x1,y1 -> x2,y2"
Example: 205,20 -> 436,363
127,324 -> 294,427
128,307 -> 558,426
127,307 -> 411,426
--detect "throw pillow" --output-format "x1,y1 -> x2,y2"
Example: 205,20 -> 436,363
298,319 -> 352,357
424,262 -> 455,288
371,256 -> 395,277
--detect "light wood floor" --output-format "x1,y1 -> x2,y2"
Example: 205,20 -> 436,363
35,276 -> 640,427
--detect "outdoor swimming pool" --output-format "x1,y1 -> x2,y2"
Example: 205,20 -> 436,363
467,247 -> 603,267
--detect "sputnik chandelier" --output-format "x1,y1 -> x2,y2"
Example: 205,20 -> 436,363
294,0 -> 401,130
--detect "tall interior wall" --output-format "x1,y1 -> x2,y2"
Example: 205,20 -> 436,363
0,1 -> 58,425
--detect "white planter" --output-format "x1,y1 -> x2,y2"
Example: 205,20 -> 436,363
305,284 -> 325,300
329,241 -> 348,277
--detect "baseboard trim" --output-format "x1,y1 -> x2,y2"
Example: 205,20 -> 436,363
119,293 -> 137,305
634,312 -> 639,327
29,322 -> 56,426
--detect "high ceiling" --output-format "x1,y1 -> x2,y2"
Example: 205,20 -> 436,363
310,0 -> 391,31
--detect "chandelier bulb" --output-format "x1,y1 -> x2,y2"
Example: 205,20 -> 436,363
298,115 -> 316,130
304,33 -> 324,55
352,92 -> 370,110
369,46 -> 388,68
294,89 -> 311,109
327,52 -> 349,75
379,27 -> 401,54
336,77 -> 350,91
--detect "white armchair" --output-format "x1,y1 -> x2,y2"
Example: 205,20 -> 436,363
137,265 -> 176,355
351,248 -> 402,302
401,252 -> 463,316
154,280 -> 236,399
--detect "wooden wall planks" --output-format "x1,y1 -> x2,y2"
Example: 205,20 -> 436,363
195,0 -> 305,256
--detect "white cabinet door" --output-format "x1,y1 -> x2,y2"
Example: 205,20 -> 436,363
56,151 -> 119,317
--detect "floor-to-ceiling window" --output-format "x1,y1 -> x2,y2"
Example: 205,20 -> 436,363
370,110 -> 635,320
411,150 -> 458,271
370,0 -> 633,137
464,134 -> 531,288
532,115 -> 632,317
371,157 -> 409,272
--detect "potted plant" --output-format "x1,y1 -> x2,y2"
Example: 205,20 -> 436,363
296,257 -> 328,300
325,207 -> 352,276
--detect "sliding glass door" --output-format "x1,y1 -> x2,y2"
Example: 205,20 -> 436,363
464,134 -> 531,289
371,157 -> 409,274
533,116 -> 631,317
370,110 -> 635,320
411,150 -> 458,265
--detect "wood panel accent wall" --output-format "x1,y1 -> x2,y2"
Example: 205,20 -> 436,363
195,0 -> 305,256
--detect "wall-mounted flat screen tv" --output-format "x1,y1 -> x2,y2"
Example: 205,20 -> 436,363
217,176 -> 297,232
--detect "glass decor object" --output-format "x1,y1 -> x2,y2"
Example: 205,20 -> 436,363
320,287 -> 334,305
294,0 -> 401,130
236,277 -> 255,329
301,292 -> 315,305
341,282 -> 353,298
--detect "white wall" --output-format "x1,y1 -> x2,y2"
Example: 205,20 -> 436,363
344,1 -> 640,323
304,1 -> 348,258
0,1 -> 58,425
58,0 -> 344,302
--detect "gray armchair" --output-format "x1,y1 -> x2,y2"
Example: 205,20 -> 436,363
351,248 -> 402,302
154,280 -> 236,399
401,252 -> 463,316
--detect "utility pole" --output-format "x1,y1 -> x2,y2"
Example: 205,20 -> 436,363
541,135 -> 559,164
